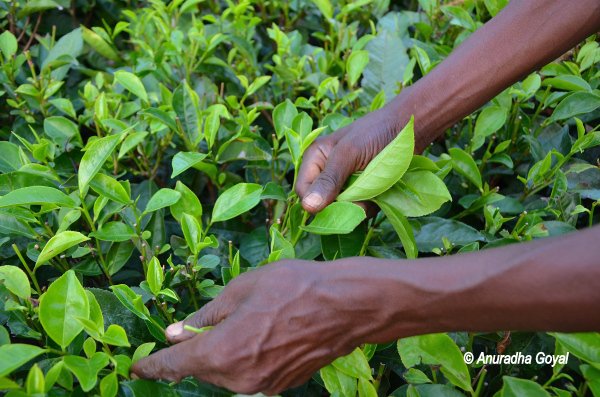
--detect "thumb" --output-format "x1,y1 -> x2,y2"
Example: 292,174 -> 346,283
131,334 -> 204,382
301,149 -> 354,213
166,299 -> 232,344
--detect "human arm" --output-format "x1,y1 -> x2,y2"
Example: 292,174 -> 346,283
297,0 -> 600,213
131,225 -> 600,394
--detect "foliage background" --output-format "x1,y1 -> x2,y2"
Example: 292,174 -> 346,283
0,0 -> 599,396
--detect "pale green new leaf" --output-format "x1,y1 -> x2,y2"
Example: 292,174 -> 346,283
398,333 -> 472,392
320,364 -> 357,397
0,266 -> 31,299
311,0 -> 333,19
302,202 -> 366,235
39,271 -> 90,350
146,256 -> 164,295
0,344 -> 46,377
337,117 -> 414,201
347,50 -> 369,86
35,231 -> 90,270
332,347 -> 373,380
114,70 -> 148,103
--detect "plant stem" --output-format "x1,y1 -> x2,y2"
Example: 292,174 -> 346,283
12,244 -> 42,296
79,199 -> 113,284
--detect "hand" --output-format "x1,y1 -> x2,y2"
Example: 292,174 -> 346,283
296,103 -> 411,213
131,259 -> 368,395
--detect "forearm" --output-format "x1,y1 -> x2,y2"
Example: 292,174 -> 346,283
327,226 -> 600,345
389,0 -> 600,152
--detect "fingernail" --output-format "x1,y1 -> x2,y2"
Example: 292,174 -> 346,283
303,193 -> 323,209
131,373 -> 139,380
166,322 -> 183,337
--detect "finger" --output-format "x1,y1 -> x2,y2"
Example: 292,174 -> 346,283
296,142 -> 329,200
131,334 -> 205,382
166,298 -> 232,344
301,147 -> 355,213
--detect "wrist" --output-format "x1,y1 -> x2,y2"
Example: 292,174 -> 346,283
318,257 -> 445,346
386,84 -> 446,153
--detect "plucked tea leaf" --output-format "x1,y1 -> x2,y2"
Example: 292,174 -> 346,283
337,117 -> 414,201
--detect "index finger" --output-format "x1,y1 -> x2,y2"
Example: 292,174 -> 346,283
131,333 -> 206,382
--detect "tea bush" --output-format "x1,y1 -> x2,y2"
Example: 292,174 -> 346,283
0,0 -> 599,396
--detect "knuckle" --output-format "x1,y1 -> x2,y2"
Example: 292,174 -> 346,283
317,171 -> 339,191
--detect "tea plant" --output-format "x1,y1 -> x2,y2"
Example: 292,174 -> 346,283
0,0 -> 599,396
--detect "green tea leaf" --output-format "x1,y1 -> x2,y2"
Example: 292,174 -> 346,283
132,342 -> 155,364
0,186 -> 76,208
311,0 -> 333,19
0,265 -> 31,299
79,134 -> 123,194
550,332 -> 600,367
337,117 -> 414,201
181,213 -> 203,255
500,376 -> 551,397
173,81 -> 200,145
90,222 -> 135,242
0,344 -> 46,377
550,92 -> 600,122
90,173 -> 130,204
375,199 -> 418,259
36,231 -> 90,269
39,270 -> 90,350
171,152 -> 207,178
63,353 -> 109,392
332,347 -> 373,380
204,104 -> 229,149
26,364 -> 44,395
146,257 -> 164,295
44,116 -> 82,148
302,202 -> 366,235
358,378 -> 378,397
0,31 -> 18,60
100,371 -> 118,397
375,171 -> 451,217
273,100 -> 298,139
448,147 -> 482,190
170,181 -> 202,222
473,106 -> 507,150
144,188 -> 181,214
102,324 -> 130,347
114,70 -> 148,103
320,365 -> 357,397
118,131 -> 149,159
212,183 -> 263,222
398,333 -> 472,392
347,50 -> 369,86
82,26 -> 120,62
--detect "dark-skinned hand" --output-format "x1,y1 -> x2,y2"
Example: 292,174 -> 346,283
296,105 -> 410,214
131,259 -> 369,395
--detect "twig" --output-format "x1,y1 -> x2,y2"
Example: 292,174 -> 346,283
23,13 -> 43,52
